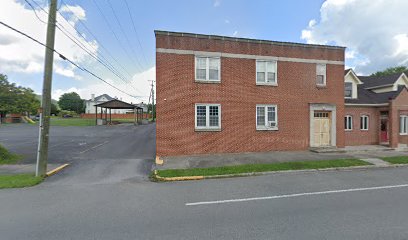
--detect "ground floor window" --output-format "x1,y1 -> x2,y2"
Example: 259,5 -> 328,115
256,105 -> 278,130
345,115 -> 353,130
400,115 -> 408,135
360,115 -> 369,130
195,104 -> 221,130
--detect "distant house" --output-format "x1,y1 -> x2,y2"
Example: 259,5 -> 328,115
85,94 -> 128,114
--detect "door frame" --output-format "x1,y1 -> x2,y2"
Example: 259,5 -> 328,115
380,113 -> 389,145
309,104 -> 337,147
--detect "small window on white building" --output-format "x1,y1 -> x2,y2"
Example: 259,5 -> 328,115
256,105 -> 278,130
195,57 -> 220,82
360,115 -> 369,130
345,115 -> 353,130
345,82 -> 353,98
256,60 -> 277,85
400,115 -> 408,135
316,64 -> 326,86
195,104 -> 221,130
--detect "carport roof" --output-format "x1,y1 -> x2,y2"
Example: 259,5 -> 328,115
94,99 -> 143,109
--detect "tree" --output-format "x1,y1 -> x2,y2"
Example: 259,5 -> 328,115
50,102 -> 60,115
371,66 -> 408,77
0,74 -> 40,117
58,92 -> 85,114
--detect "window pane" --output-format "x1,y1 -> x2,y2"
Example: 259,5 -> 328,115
348,117 -> 352,129
197,57 -> 207,69
257,72 -> 265,82
317,75 -> 324,85
257,61 -> 265,72
317,64 -> 326,75
267,72 -> 275,83
257,107 -> 265,126
344,117 -> 347,129
209,58 -> 219,70
345,82 -> 353,97
360,117 -> 363,129
266,61 -> 275,72
267,107 -> 276,122
209,106 -> 219,127
209,69 -> 219,80
196,69 -> 206,80
196,106 -> 206,127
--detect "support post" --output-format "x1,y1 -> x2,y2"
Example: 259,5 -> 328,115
36,0 -> 58,177
95,106 -> 97,125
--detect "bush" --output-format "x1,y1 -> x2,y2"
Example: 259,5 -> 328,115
0,144 -> 21,164
58,110 -> 78,118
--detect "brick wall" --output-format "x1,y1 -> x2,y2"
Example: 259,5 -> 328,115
344,106 -> 380,146
391,89 -> 408,147
156,33 -> 345,156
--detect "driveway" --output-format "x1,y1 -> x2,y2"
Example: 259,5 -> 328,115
0,123 -> 156,184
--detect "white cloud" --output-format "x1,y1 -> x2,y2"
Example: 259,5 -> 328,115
301,0 -> 408,74
52,66 -> 155,104
0,0 -> 98,78
213,0 -> 221,7
224,19 -> 230,24
232,31 -> 238,37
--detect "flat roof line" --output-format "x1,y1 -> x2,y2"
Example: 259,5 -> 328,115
154,30 -> 346,50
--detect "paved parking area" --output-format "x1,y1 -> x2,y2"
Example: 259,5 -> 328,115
0,123 -> 156,183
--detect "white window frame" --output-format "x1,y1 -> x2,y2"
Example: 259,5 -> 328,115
360,115 -> 369,131
256,104 -> 278,131
345,115 -> 353,131
195,56 -> 221,82
316,63 -> 327,86
344,82 -> 353,98
400,115 -> 408,135
256,60 -> 277,86
195,104 -> 221,131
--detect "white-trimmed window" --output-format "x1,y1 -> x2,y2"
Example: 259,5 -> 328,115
256,60 -> 277,85
316,64 -> 326,86
400,115 -> 408,135
345,115 -> 353,130
256,105 -> 278,130
195,104 -> 221,130
195,57 -> 220,82
344,82 -> 353,98
360,115 -> 369,130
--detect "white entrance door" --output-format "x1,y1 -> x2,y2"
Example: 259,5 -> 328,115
313,112 -> 331,147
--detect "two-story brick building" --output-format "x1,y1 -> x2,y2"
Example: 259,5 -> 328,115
155,30 -> 346,157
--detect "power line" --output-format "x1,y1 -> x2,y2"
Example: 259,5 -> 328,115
91,0 -> 143,73
27,0 -> 144,95
0,20 -> 145,99
123,0 -> 148,66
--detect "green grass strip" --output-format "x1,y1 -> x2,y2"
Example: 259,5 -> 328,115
156,159 -> 371,178
0,174 -> 43,189
381,156 -> 408,164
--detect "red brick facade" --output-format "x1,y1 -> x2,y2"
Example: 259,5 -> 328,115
156,31 -> 346,157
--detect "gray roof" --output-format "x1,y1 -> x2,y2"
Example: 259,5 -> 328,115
358,72 -> 403,89
154,30 -> 346,50
88,94 -> 114,102
345,85 -> 405,104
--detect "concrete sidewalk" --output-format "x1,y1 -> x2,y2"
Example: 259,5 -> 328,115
157,149 -> 408,170
0,164 -> 61,174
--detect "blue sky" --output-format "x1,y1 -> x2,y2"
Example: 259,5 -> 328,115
1,0 -> 407,102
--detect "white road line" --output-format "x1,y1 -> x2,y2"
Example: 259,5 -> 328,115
185,184 -> 408,206
79,141 -> 109,154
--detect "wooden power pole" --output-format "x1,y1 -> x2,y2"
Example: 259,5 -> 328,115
36,0 -> 58,177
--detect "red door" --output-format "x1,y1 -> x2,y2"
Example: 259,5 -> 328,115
380,118 -> 389,143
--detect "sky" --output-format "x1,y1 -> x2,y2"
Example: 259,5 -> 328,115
0,0 -> 407,103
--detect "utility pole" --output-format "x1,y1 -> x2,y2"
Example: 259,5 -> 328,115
148,80 -> 155,122
36,0 -> 58,177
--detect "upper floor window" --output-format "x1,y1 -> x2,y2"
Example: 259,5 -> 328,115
316,64 -> 326,86
345,82 -> 353,98
345,115 -> 352,130
400,115 -> 408,135
256,105 -> 278,130
195,104 -> 221,131
256,60 -> 277,85
195,57 -> 220,82
360,115 -> 369,130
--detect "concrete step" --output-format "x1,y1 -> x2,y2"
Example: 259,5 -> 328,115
309,147 -> 346,153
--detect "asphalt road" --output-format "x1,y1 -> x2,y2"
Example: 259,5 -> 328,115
2,124 -> 408,239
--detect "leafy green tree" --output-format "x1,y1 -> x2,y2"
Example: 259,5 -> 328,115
0,74 -> 40,117
58,92 -> 85,114
50,102 -> 60,115
371,66 -> 408,77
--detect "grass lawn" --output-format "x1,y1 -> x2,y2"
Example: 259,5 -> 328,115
50,118 -> 95,126
0,174 -> 43,189
156,159 -> 371,178
381,156 -> 408,164
0,144 -> 21,165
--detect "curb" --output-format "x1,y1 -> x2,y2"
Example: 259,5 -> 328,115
46,164 -> 70,177
153,163 -> 408,182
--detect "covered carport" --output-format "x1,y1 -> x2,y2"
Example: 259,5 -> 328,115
94,99 -> 144,125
